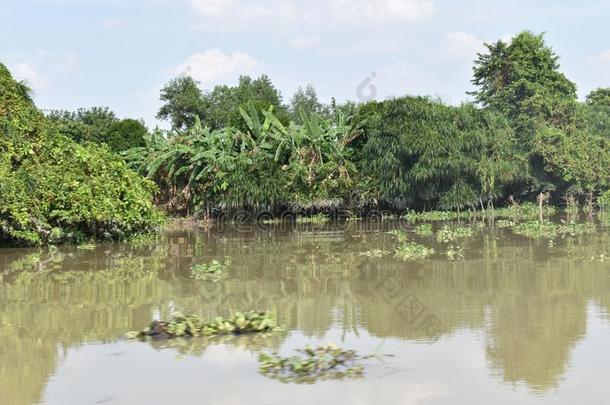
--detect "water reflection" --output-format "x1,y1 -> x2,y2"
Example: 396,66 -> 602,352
1,221 -> 610,404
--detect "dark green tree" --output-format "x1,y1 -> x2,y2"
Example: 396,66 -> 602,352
534,102 -> 610,209
48,107 -> 116,144
158,74 -> 290,131
157,76 -> 206,131
107,119 -> 148,151
471,31 -> 577,139
48,107 -> 146,152
586,88 -> 610,108
204,75 -> 290,130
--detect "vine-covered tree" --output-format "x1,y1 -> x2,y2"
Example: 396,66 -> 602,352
0,63 -> 162,245
471,31 -> 577,138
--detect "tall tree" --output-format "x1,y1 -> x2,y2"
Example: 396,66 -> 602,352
204,75 -> 290,130
289,84 -> 328,123
158,74 -> 290,131
534,102 -> 610,209
471,31 -> 577,139
157,76 -> 206,131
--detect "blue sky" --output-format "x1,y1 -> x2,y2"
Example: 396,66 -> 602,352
2,0 -> 610,128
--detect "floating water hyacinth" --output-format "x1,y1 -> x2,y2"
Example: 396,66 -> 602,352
435,225 -> 474,243
512,221 -> 596,239
388,229 -> 409,243
127,311 -> 278,340
414,223 -> 433,237
402,210 -> 471,222
394,242 -> 434,261
258,344 -> 386,384
446,245 -> 465,260
495,219 -> 516,228
191,260 -> 226,281
358,249 -> 389,258
295,213 -> 330,224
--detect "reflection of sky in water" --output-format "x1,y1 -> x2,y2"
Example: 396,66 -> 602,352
2,221 -> 610,404
40,309 -> 610,405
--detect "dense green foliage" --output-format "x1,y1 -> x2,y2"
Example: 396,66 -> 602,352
471,32 -> 577,135
360,97 -> 527,210
47,107 -> 148,152
158,74 -> 290,132
4,30 -> 610,229
126,104 -> 363,214
0,63 -> 163,245
139,30 -> 610,216
586,88 -> 610,108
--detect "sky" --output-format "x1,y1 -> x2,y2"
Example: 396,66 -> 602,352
2,0 -> 610,129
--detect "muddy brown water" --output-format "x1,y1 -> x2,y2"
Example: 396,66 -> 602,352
1,219 -> 610,404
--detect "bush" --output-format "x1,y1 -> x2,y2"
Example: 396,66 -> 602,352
0,63 -> 163,245
599,190 -> 610,210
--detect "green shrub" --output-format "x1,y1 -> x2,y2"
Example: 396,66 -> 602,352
0,63 -> 163,245
599,190 -> 610,210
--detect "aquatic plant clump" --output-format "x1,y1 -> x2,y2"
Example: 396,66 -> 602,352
128,311 -> 278,340
414,223 -> 433,237
559,222 -> 597,236
358,249 -> 389,258
446,245 -> 465,260
435,226 -> 474,243
388,229 -> 409,243
258,344 -> 369,383
513,221 -> 597,239
295,213 -> 330,224
512,222 -> 560,239
394,242 -> 435,261
402,210 -> 471,223
490,203 -> 557,221
191,260 -> 226,280
494,219 -> 516,228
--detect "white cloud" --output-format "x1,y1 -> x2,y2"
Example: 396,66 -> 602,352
101,17 -> 121,29
190,0 -> 236,16
5,52 -> 80,93
189,0 -> 434,31
593,49 -> 610,64
500,32 -> 515,44
189,0 -> 298,31
9,62 -> 47,90
333,0 -> 435,22
174,49 -> 259,84
58,53 -> 80,72
443,31 -> 484,60
289,35 -> 322,50
374,60 -> 427,98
